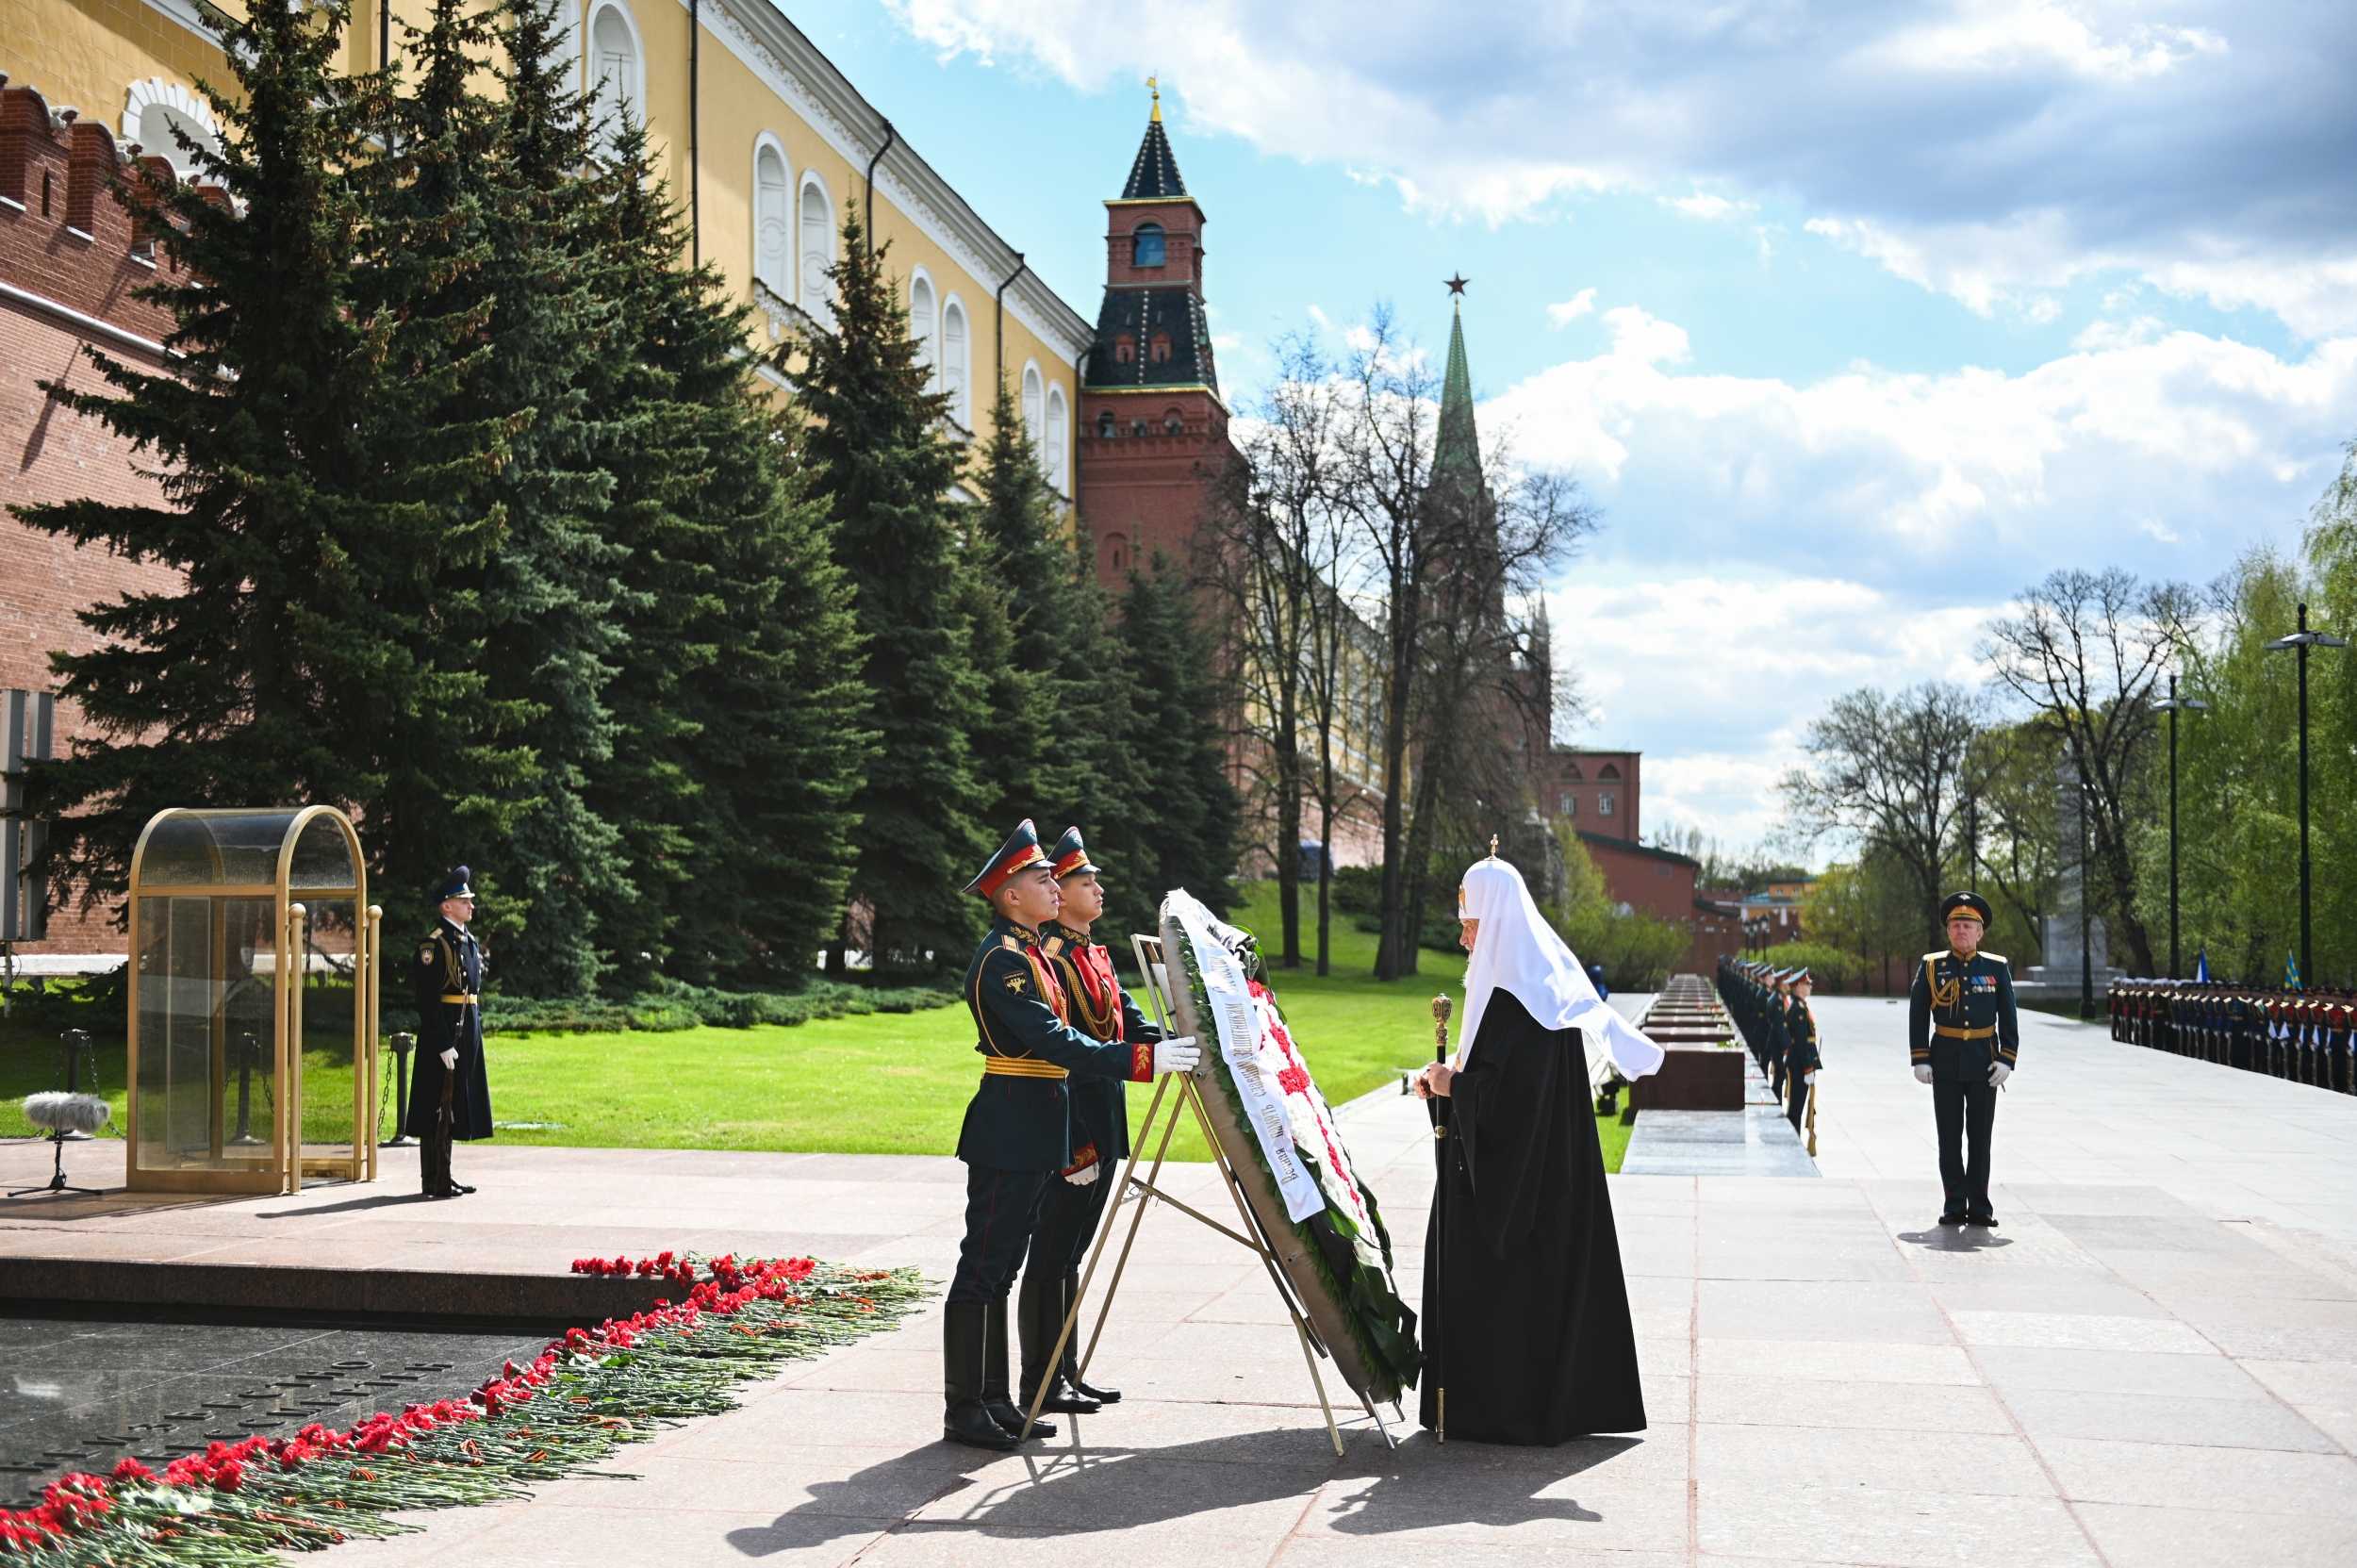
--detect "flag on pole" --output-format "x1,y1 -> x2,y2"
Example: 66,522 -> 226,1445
2286,952 -> 2303,991
2194,949 -> 2211,983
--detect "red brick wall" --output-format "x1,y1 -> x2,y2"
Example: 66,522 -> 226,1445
1075,393 -> 1235,588
2,82 -> 188,959
1538,748 -> 1640,841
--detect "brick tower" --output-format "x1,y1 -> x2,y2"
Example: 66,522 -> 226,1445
1076,83 -> 1237,588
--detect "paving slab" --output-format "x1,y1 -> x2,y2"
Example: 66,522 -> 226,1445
6,985 -> 2357,1562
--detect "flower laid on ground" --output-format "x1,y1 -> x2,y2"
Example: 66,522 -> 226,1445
0,1254 -> 927,1565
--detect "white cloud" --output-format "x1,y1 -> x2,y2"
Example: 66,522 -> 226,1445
1601,305 -> 1690,366
1546,289 -> 1597,327
884,0 -> 2357,336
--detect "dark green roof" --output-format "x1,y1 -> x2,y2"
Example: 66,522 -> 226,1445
1432,302 -> 1481,489
1086,287 -> 1219,395
1121,117 -> 1188,201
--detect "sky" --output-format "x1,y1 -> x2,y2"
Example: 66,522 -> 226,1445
780,0 -> 2357,861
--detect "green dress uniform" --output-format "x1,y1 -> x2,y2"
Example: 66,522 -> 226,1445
1014,832 -> 1164,1411
403,867 -> 492,1198
943,821 -> 1157,1453
1907,893 -> 2019,1226
1784,976 -> 1820,1137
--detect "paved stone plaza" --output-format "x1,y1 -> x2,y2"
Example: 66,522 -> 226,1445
4,991 -> 2355,1564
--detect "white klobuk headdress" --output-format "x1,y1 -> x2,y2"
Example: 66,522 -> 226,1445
1457,854 -> 1664,1082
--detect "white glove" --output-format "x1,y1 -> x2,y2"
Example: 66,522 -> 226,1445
1063,1163 -> 1100,1187
1914,1064 -> 1934,1085
1988,1062 -> 2012,1088
439,1048 -> 458,1070
1805,1070 -> 1818,1084
1154,1035 -> 1201,1075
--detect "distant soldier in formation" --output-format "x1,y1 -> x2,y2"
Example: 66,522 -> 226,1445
942,820 -> 1199,1452
1784,968 -> 1821,1136
1767,969 -> 1793,1101
1908,892 -> 2019,1228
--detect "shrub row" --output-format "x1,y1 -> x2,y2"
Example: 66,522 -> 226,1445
480,978 -> 957,1035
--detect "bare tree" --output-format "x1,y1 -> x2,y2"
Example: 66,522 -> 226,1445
1981,568 -> 2195,975
1322,306 -> 1597,977
1781,682 -> 1986,931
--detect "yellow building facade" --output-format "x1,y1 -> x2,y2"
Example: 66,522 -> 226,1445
0,0 -> 1091,490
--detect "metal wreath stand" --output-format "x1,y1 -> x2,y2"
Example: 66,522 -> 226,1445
1017,934 -> 1403,1457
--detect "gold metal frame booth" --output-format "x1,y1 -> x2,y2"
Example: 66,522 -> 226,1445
124,806 -> 382,1195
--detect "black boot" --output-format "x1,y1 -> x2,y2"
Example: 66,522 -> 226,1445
1017,1271 -> 1099,1415
982,1297 -> 1054,1440
1063,1272 -> 1120,1404
942,1303 -> 1020,1451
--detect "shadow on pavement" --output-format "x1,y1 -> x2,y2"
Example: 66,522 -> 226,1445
1894,1227 -> 2014,1251
722,1427 -> 1648,1555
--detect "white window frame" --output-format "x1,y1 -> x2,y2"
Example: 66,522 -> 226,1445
751,133 -> 792,305
1600,792 -> 1615,817
1021,359 -> 1045,460
1044,384 -> 1067,490
908,267 -> 940,393
940,294 -> 971,427
798,169 -> 835,322
121,77 -> 223,178
584,0 -> 645,158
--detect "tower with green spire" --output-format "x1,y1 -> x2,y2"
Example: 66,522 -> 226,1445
1076,79 -> 1239,589
1428,275 -> 1505,625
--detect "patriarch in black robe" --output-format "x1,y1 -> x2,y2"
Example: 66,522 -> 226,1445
1413,854 -> 1662,1444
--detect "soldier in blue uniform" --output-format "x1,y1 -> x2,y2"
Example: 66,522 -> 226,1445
1784,968 -> 1821,1136
1767,969 -> 1793,1100
1908,891 -> 2019,1227
943,820 -> 1201,1452
1017,827 -> 1163,1416
404,867 -> 492,1199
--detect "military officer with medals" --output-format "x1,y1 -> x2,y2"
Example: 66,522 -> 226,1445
945,820 -> 1201,1453
404,867 -> 493,1199
1908,892 -> 2019,1227
1784,967 -> 1821,1136
1016,827 -> 1161,1418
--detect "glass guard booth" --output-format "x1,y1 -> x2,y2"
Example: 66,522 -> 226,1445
125,807 -> 382,1194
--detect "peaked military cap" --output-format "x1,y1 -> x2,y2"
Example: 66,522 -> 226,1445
1788,966 -> 1812,983
434,866 -> 475,901
1941,891 -> 1993,926
1048,825 -> 1100,880
964,818 -> 1051,900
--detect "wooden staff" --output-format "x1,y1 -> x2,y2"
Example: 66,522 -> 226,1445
1428,991 -> 1451,1442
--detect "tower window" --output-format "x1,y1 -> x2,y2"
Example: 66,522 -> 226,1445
1132,223 -> 1166,268
1114,334 -> 1136,364
1162,410 -> 1184,436
1132,419 -> 1148,437
1096,411 -> 1116,438
1149,333 -> 1172,364
1107,533 -> 1129,574
1599,763 -> 1623,781
1600,792 -> 1615,817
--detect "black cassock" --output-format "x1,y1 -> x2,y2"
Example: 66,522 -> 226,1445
1418,991 -> 1645,1444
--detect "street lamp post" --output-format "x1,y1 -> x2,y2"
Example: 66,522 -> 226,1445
2078,774 -> 2094,1019
2156,675 -> 2209,981
2264,603 -> 2349,987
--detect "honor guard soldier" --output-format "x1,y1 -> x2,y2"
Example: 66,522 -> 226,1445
1908,892 -> 2019,1227
945,821 -> 1201,1453
1018,827 -> 1162,1417
1767,969 -> 1793,1098
404,867 -> 493,1199
1785,968 -> 1821,1136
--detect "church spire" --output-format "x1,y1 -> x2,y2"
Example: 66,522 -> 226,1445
1433,276 -> 1481,489
1121,81 -> 1188,200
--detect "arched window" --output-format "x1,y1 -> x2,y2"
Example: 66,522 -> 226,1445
122,78 -> 223,179
1113,334 -> 1136,364
1564,762 -> 1585,782
909,272 -> 938,391
1132,223 -> 1166,268
799,172 -> 833,321
753,138 -> 790,300
1162,407 -> 1184,436
1021,363 -> 1044,448
1599,763 -> 1622,781
1131,418 -> 1148,437
1149,332 -> 1172,364
1096,411 -> 1116,438
586,3 -> 643,157
1044,387 -> 1067,487
1107,534 -> 1129,575
941,298 -> 970,425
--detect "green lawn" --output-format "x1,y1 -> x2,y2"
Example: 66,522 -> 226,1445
4,884 -> 1631,1171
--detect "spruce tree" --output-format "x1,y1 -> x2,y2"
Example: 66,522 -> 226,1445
791,206 -> 988,977
11,2 -> 511,920
1099,560 -> 1242,940
392,0 -> 627,994
582,119 -> 869,983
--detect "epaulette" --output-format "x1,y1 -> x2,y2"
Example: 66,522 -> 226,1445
1922,949 -> 1946,963
1982,951 -> 2007,965
1042,935 -> 1066,957
997,934 -> 1024,952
